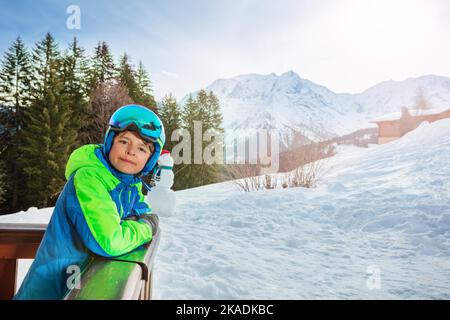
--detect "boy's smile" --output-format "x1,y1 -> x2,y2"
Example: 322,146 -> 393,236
108,130 -> 154,175
119,157 -> 137,166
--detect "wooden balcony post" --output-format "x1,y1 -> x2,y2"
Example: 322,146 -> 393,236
0,223 -> 46,300
0,259 -> 17,300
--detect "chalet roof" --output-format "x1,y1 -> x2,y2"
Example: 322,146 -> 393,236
369,107 -> 450,123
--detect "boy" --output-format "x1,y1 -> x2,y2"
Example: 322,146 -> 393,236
14,104 -> 164,299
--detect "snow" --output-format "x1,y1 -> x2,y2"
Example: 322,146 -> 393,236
2,119 -> 450,299
0,207 -> 53,224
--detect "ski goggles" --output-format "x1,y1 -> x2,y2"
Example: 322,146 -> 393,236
108,106 -> 164,144
109,120 -> 162,143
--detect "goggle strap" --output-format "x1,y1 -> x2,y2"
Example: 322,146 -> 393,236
109,123 -> 158,143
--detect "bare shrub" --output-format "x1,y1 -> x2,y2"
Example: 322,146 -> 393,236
82,82 -> 133,144
220,125 -> 338,192
223,139 -> 329,191
277,138 -> 329,189
286,158 -> 326,188
280,139 -> 336,173
222,163 -> 263,192
264,174 -> 277,190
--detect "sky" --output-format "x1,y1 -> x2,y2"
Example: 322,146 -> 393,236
1,0 -> 449,100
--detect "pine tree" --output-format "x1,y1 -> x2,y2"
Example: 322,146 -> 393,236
20,82 -> 75,207
19,34 -> 76,208
83,41 -> 121,145
88,41 -> 115,91
29,33 -> 61,99
183,94 -> 202,130
195,89 -> 224,186
116,55 -> 157,111
62,37 -> 89,147
135,61 -> 157,110
159,93 -> 182,152
0,159 -> 6,206
117,53 -> 139,101
158,93 -> 183,189
0,36 -> 32,213
0,36 -> 32,153
176,94 -> 202,189
0,107 -> 13,154
0,36 -> 32,109
0,106 -> 18,213
206,91 -> 224,132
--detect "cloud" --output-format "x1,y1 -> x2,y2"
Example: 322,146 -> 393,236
160,70 -> 180,78
2,0 -> 450,101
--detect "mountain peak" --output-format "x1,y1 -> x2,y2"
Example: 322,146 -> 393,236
284,69 -> 297,76
279,70 -> 300,79
182,72 -> 450,151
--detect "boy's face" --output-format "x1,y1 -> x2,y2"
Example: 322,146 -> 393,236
108,131 -> 154,175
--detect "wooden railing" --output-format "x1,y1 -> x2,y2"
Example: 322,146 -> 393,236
64,230 -> 161,300
0,222 -> 160,300
0,222 -> 46,300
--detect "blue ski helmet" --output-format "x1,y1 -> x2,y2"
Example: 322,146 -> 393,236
104,104 -> 166,176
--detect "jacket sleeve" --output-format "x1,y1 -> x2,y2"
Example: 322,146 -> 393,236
132,183 -> 153,215
69,168 -> 153,257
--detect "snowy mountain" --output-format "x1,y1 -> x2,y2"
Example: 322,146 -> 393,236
4,118 -> 450,299
184,71 -> 450,150
352,74 -> 450,119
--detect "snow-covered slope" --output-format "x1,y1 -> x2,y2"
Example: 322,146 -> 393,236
184,72 -> 450,150
3,118 -> 450,299
151,119 -> 450,299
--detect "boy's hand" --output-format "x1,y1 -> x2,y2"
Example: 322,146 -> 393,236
123,215 -> 139,221
138,214 -> 159,235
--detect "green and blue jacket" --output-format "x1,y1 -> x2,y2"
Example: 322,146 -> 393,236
14,144 -> 153,300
